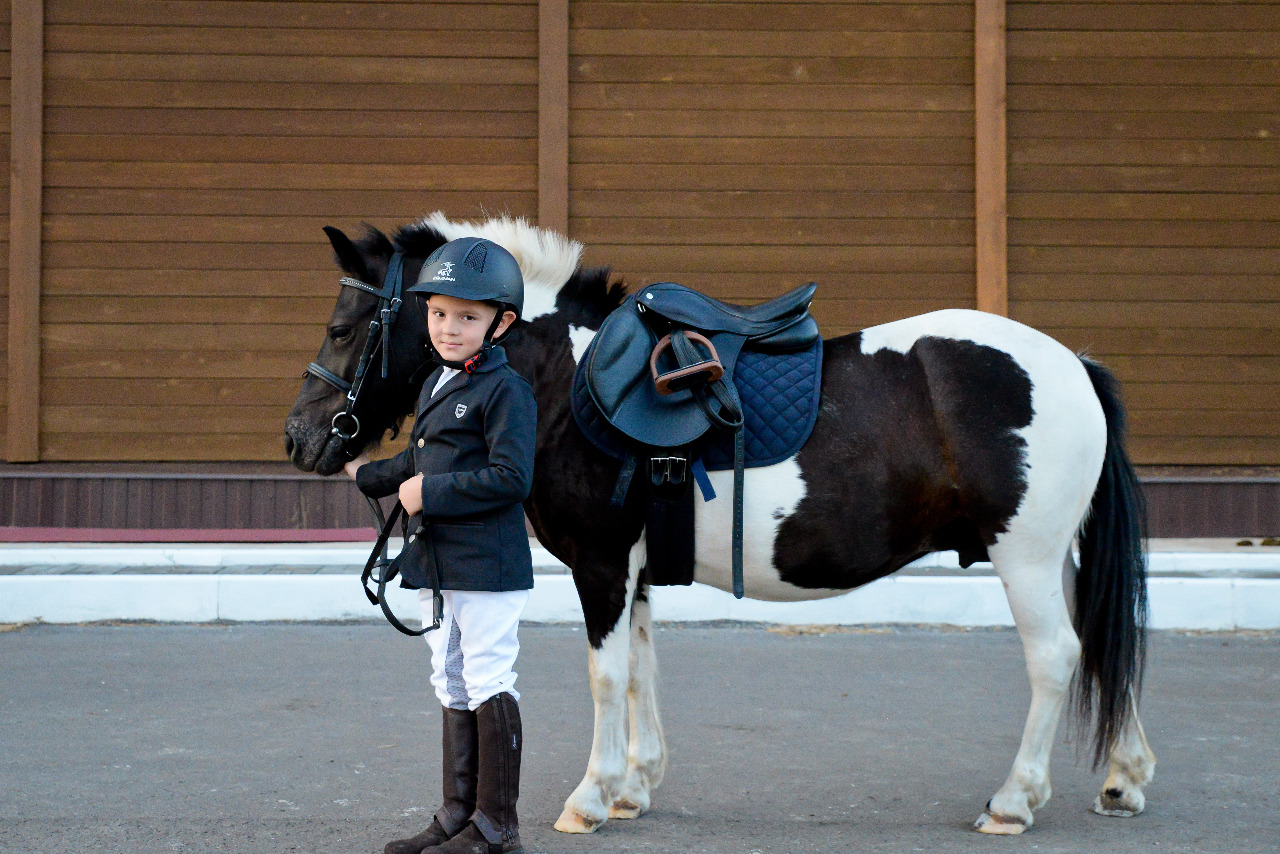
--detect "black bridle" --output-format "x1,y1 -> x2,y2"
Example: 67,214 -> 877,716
304,252 -> 408,455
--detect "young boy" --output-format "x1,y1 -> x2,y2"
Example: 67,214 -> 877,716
346,237 -> 536,854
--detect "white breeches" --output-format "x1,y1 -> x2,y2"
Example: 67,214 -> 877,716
420,589 -> 529,711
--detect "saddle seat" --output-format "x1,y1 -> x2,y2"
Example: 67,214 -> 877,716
635,281 -> 818,346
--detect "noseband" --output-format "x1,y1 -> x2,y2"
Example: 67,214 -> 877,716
304,252 -> 408,454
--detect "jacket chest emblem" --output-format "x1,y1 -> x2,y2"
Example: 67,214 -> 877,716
454,403 -> 468,418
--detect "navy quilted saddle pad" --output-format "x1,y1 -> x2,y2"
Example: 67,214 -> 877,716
572,334 -> 823,471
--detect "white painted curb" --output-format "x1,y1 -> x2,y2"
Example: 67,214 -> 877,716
2,573 -> 1278,630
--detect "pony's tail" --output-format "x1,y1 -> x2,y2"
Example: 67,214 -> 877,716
1074,357 -> 1149,769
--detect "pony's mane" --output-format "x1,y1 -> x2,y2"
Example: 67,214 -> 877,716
410,212 -> 583,320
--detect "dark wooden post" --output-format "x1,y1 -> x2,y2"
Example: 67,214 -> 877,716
974,0 -> 1008,316
538,0 -> 569,236
8,0 -> 44,460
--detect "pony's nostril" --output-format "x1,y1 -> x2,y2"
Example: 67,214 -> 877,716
284,434 -> 296,457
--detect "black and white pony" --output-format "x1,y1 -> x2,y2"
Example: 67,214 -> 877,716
285,213 -> 1155,836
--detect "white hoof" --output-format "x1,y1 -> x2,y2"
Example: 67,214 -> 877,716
554,808 -> 605,834
1091,786 -> 1145,817
973,810 -> 1029,835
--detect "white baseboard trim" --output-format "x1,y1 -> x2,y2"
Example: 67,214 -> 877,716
2,573 -> 1277,630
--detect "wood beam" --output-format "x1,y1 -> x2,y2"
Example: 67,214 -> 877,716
538,0 -> 569,236
974,0 -> 1008,316
8,0 -> 44,460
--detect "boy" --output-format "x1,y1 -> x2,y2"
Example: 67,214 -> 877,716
346,237 -> 536,854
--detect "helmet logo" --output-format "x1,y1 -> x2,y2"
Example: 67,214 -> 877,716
433,261 -> 456,282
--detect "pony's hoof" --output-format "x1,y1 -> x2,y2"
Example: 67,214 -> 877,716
609,798 -> 645,819
973,811 -> 1029,835
554,808 -> 604,834
1091,787 -> 1145,817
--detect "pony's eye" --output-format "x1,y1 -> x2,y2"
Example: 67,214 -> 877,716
329,325 -> 353,340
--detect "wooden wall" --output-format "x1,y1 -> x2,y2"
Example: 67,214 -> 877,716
4,0 -> 1278,468
569,0 -> 976,337
1,0 -> 10,454
32,0 -> 537,461
1006,1 -> 1280,464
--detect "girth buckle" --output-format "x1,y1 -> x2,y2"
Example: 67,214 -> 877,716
649,455 -> 687,489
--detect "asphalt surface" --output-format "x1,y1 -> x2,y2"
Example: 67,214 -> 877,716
1,622 -> 1276,854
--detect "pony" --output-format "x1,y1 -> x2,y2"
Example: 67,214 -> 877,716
285,213 -> 1155,836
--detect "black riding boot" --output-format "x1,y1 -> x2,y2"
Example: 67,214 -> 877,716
435,692 -> 523,854
384,706 -> 478,854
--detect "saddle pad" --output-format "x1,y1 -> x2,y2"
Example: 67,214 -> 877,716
572,337 -> 823,471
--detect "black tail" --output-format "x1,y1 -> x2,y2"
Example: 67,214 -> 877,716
1075,358 -> 1149,768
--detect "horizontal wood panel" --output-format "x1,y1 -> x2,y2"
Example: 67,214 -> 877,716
572,137 -> 971,165
42,269 -> 385,297
571,216 -> 974,246
44,189 -> 535,217
1014,301 -> 1277,329
571,164 -> 972,192
1009,57 -> 1280,86
40,432 -> 292,462
1120,385 -> 1280,411
44,297 -> 337,325
1096,356 -> 1280,385
1009,85 -> 1277,113
579,244 -> 973,273
43,405 -> 291,434
1127,437 -> 1280,466
1010,192 -> 1280,221
46,107 -> 538,138
571,190 -> 974,219
1007,3 -> 1280,31
47,136 -> 536,165
1009,220 -> 1280,248
1009,31 -> 1280,58
48,1 -> 536,29
45,162 -> 534,191
44,378 -> 300,407
571,267 -> 976,299
41,243 -> 409,271
571,109 -> 972,138
45,323 -> 337,349
1126,410 -> 1279,438
1011,139 -> 1279,168
573,3 -> 971,31
1008,246 -> 1280,275
1009,165 -> 1275,193
570,83 -> 972,111
1036,327 -> 1280,357
571,55 -> 972,85
1010,274 -> 1280,302
49,54 -> 537,85
46,81 -> 535,111
571,30 -> 971,57
1009,111 -> 1279,140
47,26 -> 537,57
45,350 -> 325,379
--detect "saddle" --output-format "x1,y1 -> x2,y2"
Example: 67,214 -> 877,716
573,281 -> 822,598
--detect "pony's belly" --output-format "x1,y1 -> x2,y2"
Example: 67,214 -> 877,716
690,457 -> 850,602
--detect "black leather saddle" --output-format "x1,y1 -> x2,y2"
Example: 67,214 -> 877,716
575,281 -> 820,597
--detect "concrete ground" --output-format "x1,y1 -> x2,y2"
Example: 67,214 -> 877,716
1,623 -> 1276,854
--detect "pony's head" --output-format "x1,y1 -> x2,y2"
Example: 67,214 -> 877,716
285,213 -> 624,475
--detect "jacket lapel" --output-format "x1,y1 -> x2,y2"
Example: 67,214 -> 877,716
418,369 -> 472,418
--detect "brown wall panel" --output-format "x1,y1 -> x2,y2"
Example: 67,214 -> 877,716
1,4 -> 10,455
40,0 -> 538,461
1007,1 -> 1280,465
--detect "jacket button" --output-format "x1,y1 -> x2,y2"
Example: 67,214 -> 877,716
417,438 -> 425,448
409,534 -> 416,543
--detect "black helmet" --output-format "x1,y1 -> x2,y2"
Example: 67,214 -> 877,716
407,237 -> 524,324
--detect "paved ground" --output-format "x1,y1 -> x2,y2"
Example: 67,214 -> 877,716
1,622 -> 1276,854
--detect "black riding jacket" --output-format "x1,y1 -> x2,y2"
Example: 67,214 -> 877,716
355,346 -> 537,592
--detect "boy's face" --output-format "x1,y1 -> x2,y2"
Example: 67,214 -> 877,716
424,293 -> 517,362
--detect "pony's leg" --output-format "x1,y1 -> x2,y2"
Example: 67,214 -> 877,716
610,589 -> 668,819
1093,694 -> 1156,816
554,540 -> 643,834
975,542 -> 1082,835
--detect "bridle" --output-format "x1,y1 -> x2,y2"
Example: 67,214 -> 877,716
304,252 -> 410,457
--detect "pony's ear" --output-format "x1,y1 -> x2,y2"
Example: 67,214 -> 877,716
323,225 -> 370,282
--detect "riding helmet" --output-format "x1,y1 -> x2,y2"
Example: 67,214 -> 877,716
407,237 -> 524,344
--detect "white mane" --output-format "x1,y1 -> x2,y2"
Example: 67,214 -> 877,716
415,211 -> 582,321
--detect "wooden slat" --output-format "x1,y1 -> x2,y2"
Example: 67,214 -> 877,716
570,164 -> 971,192
47,25 -> 538,57
575,244 -> 972,273
572,2 -> 972,31
44,378 -> 298,406
1007,3 -> 1280,32
44,322 -> 336,349
47,53 -> 537,84
1011,139 -> 1280,168
1010,111 -> 1279,141
570,30 -> 971,57
43,296 -> 336,324
571,109 -> 972,138
975,0 -> 1007,315
1126,410 -> 1280,437
1011,274 -> 1280,302
1009,220 -> 1280,248
571,55 -> 973,85
571,217 -> 974,245
1008,246 -> 1280,275
1014,301 -> 1278,329
572,137 -> 971,165
571,190 -> 974,218
1009,57 -> 1280,86
538,0 -> 568,234
47,2 -> 537,30
1035,327 -> 1280,357
44,162 -> 534,191
1010,85 -> 1277,113
1009,31 -> 1280,58
1010,192 -> 1280,221
7,0 -> 42,461
570,83 -> 972,112
43,405 -> 291,433
1127,437 -> 1280,467
44,188 -> 537,216
46,135 -> 537,164
46,107 -> 538,138
46,80 -> 535,110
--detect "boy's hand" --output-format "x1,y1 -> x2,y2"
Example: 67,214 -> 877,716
342,454 -> 369,482
398,474 -> 425,515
